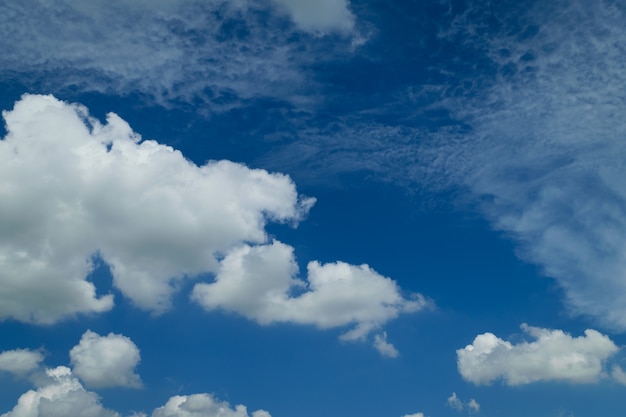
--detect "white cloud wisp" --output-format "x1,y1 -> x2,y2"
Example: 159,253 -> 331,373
271,0 -> 355,34
457,324 -> 619,385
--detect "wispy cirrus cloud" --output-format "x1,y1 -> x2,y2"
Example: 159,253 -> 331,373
0,0 -> 360,111
434,0 -> 626,331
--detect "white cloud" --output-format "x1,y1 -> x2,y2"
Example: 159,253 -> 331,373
0,94 -> 313,323
0,349 -> 43,376
271,0 -> 354,33
0,366 -> 119,417
152,394 -> 271,417
419,0 -> 626,331
372,332 -> 399,358
467,399 -> 480,413
457,324 -> 619,385
69,330 -> 141,389
402,413 -> 424,417
447,392 -> 463,411
611,365 -> 626,385
192,241 -> 430,352
0,0 -> 356,109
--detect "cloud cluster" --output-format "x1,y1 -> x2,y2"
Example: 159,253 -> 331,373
1,366 -> 120,417
0,94 -> 313,323
70,331 -> 142,389
192,241 -> 429,349
457,324 -> 619,385
1,334 -> 270,417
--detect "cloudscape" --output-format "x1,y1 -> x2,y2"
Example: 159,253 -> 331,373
1,1 -> 625,416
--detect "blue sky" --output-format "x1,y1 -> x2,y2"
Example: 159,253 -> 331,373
1,0 -> 626,416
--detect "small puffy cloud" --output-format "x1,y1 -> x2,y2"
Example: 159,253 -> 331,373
192,241 -> 430,352
373,332 -> 399,358
467,399 -> 480,413
0,349 -> 43,376
447,392 -> 463,411
457,324 -> 619,385
446,393 -> 480,414
1,366 -> 119,417
152,394 -> 271,417
0,94 -> 313,323
69,330 -> 141,389
271,0 -> 355,33
402,413 -> 424,417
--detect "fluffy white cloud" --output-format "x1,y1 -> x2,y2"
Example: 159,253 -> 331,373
402,413 -> 424,417
152,394 -> 271,417
0,366 -> 119,417
69,330 -> 141,389
0,94 -> 313,323
192,241 -> 429,349
457,324 -> 619,385
271,0 -> 354,33
0,349 -> 43,376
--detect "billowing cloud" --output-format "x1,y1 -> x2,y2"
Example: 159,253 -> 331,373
1,366 -> 119,417
402,413 -> 425,417
0,349 -> 43,376
152,394 -> 271,417
0,94 -> 313,323
192,241 -> 429,349
271,0 -> 354,33
70,330 -> 141,389
457,324 -> 619,385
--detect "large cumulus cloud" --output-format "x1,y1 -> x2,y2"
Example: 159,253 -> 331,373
0,94 -> 313,323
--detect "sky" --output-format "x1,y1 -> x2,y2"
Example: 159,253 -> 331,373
0,0 -> 626,416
